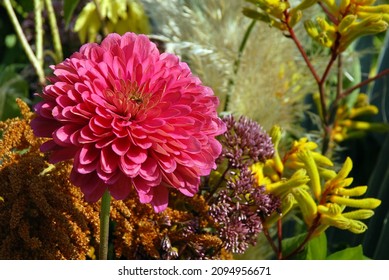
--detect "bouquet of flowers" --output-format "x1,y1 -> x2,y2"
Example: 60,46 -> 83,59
1,0 -> 388,260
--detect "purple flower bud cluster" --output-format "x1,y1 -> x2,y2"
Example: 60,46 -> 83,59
219,115 -> 274,167
209,165 -> 280,254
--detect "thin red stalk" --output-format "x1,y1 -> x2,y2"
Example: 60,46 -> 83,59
336,54 -> 343,100
338,68 -> 389,100
206,163 -> 231,203
318,2 -> 339,25
286,25 -> 321,84
277,219 -> 283,260
285,182 -> 337,259
283,215 -> 322,259
262,227 -> 279,257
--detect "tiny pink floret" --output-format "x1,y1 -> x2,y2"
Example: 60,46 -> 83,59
31,32 -> 226,212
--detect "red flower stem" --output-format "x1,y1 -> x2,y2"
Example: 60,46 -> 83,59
285,22 -> 321,84
336,54 -> 343,102
277,219 -> 283,260
338,68 -> 389,100
262,226 -> 279,257
318,2 -> 339,25
99,190 -> 111,260
283,214 -> 321,259
206,163 -> 231,203
284,11 -> 331,125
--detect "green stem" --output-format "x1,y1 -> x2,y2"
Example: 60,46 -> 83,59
44,0 -> 63,62
3,0 -> 46,85
99,190 -> 111,260
235,19 -> 256,74
34,0 -> 44,67
224,19 -> 256,111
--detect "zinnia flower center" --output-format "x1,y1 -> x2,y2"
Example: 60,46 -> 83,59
104,79 -> 147,119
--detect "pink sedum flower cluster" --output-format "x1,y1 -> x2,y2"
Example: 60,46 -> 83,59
31,32 -> 226,212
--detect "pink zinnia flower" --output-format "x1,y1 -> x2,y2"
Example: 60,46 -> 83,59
31,32 -> 225,212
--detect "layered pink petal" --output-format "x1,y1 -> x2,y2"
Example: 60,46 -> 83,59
31,32 -> 225,212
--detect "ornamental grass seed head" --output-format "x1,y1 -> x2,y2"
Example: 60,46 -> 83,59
31,32 -> 226,212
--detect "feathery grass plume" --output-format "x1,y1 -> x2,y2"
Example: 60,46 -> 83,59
141,0 -> 312,131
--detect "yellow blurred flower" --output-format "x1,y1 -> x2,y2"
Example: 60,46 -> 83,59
74,0 -> 150,43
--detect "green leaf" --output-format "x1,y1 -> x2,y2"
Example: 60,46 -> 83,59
282,233 -> 328,260
326,245 -> 368,260
0,65 -> 29,120
64,0 -> 81,27
282,233 -> 308,259
306,233 -> 327,260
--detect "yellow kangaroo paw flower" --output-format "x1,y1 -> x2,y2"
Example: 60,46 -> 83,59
266,169 -> 310,196
318,203 -> 342,215
335,186 -> 368,196
338,15 -> 357,35
298,149 -> 322,200
292,186 -> 318,226
320,214 -> 351,230
349,220 -> 368,234
343,209 -> 375,220
329,195 -> 381,209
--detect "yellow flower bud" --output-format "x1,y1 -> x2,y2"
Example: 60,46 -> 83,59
340,17 -> 388,51
284,160 -> 304,170
320,214 -> 351,230
318,203 -> 342,215
329,195 -> 382,209
316,16 -> 336,32
298,149 -> 322,200
266,169 -> 310,196
292,186 -> 318,226
349,220 -> 368,234
312,152 -> 334,167
349,105 -> 378,118
341,120 -> 389,132
304,20 -> 320,38
335,186 -> 368,196
269,125 -> 284,174
357,5 -> 389,14
338,15 -> 357,35
343,209 -> 375,220
288,9 -> 303,27
334,157 -> 353,181
318,167 -> 337,180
